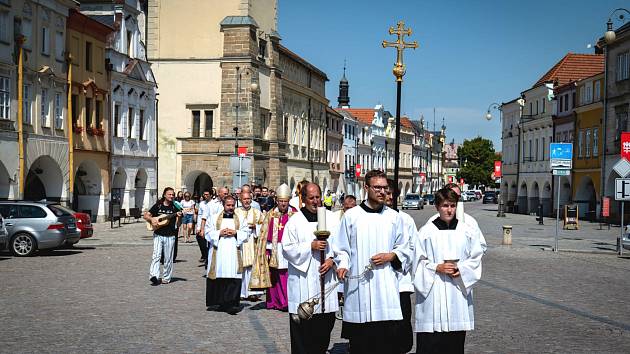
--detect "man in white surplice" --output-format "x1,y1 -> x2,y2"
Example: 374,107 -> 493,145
335,170 -> 411,354
282,183 -> 345,354
204,195 -> 248,314
411,187 -> 484,353
235,191 -> 264,300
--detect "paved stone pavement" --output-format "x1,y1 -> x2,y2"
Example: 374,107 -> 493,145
1,202 -> 630,353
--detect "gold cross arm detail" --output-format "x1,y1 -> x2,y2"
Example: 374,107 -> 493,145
382,21 -> 419,81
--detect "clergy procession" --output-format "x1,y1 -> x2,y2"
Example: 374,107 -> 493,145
144,170 -> 486,354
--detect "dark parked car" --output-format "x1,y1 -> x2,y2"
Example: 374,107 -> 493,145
424,194 -> 435,205
0,201 -> 80,256
483,191 -> 498,204
402,194 -> 424,210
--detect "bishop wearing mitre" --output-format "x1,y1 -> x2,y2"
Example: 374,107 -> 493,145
249,183 -> 297,311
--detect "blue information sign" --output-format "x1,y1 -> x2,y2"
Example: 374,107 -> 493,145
550,143 -> 573,160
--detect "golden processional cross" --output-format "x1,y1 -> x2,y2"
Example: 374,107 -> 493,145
382,21 -> 419,82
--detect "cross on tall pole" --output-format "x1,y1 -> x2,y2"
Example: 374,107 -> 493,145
382,20 -> 418,209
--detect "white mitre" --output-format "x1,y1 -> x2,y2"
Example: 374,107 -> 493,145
277,183 -> 291,200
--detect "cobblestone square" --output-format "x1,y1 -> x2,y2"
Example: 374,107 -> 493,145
1,203 -> 630,353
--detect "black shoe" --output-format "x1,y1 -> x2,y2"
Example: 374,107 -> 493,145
150,276 -> 160,286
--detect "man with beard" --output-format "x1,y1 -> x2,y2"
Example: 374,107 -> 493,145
335,170 -> 411,354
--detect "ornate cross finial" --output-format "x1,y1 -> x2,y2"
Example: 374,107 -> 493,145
382,20 -> 419,82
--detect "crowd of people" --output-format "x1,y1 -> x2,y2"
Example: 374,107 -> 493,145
143,171 -> 486,354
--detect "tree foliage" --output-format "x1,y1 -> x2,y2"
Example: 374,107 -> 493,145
456,137 -> 496,187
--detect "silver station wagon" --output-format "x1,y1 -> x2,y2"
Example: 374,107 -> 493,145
0,201 -> 80,257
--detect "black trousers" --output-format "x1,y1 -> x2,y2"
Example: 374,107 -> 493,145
345,320 -> 404,354
399,292 -> 414,353
416,331 -> 466,354
290,312 -> 335,354
196,235 -> 208,259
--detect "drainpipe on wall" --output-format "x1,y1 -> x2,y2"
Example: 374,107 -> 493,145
66,52 -> 74,206
106,60 -> 113,216
17,36 -> 25,199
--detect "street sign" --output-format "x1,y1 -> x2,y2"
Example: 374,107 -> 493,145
550,143 -> 573,170
237,146 -> 248,157
621,132 -> 630,160
613,158 -> 630,178
494,161 -> 502,178
355,164 -> 361,177
552,169 -> 570,176
419,172 -> 426,184
603,197 -> 610,217
615,178 -> 630,201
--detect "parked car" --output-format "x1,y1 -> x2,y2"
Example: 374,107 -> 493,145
0,215 -> 7,250
423,194 -> 435,205
402,194 -> 424,210
54,205 -> 93,240
0,201 -> 80,256
483,191 -> 498,204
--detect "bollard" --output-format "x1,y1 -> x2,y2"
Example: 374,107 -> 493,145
537,204 -> 544,225
497,195 -> 506,217
502,225 -> 512,245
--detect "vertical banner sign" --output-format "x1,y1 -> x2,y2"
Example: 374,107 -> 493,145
459,178 -> 464,186
494,161 -> 502,178
237,146 -> 247,157
622,132 -> 630,161
419,172 -> 426,184
602,196 -> 610,217
355,164 -> 361,177
448,176 -> 454,183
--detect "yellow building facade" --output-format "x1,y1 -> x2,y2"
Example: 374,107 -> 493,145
572,73 -> 603,219
67,9 -> 112,220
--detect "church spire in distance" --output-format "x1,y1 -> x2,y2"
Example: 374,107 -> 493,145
338,59 -> 350,108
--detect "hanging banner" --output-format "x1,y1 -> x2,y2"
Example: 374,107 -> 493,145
355,164 -> 361,177
602,196 -> 610,217
622,132 -> 630,161
494,161 -> 502,178
419,172 -> 426,184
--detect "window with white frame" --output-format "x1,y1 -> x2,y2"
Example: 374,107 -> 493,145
40,88 -> 49,127
585,129 -> 591,158
55,31 -> 64,61
23,84 -> 31,124
54,92 -> 63,129
585,82 -> 593,104
41,27 -> 50,55
617,52 -> 630,81
0,76 -> 9,119
593,127 -> 599,156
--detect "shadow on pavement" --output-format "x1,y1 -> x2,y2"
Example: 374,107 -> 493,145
37,250 -> 83,257
169,277 -> 187,283
0,257 -> 10,261
248,302 -> 268,311
529,244 -> 552,248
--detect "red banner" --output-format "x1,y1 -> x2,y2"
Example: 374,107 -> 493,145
448,176 -> 454,183
602,197 -> 610,217
622,132 -> 630,161
494,161 -> 502,178
419,172 -> 426,184
237,146 -> 247,157
355,164 -> 361,177
459,178 -> 465,186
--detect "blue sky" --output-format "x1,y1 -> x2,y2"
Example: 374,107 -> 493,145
278,0 -> 629,150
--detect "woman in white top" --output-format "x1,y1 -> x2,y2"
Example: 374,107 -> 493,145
180,192 -> 196,243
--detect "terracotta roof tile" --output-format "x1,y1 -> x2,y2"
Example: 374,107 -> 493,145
342,108 -> 375,125
401,117 -> 413,129
533,53 -> 604,88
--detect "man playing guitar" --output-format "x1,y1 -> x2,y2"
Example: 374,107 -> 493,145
145,187 -> 182,285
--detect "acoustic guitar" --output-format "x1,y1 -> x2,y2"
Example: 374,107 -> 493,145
146,212 -> 179,231
146,201 -> 183,231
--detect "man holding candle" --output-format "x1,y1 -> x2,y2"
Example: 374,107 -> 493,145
334,169 -> 411,354
282,183 -> 346,354
411,187 -> 484,353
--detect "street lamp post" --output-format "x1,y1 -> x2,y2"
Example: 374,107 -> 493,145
382,21 -> 418,209
234,66 -> 259,188
485,102 -> 505,216
604,8 -> 630,255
